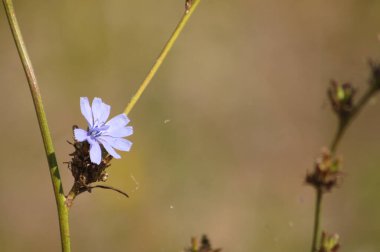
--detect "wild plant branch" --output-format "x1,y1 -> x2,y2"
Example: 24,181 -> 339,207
330,85 -> 378,154
310,68 -> 380,252
2,0 -> 202,251
124,0 -> 202,115
2,0 -> 71,251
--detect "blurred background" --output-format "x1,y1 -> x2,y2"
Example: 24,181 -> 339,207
1,0 -> 380,251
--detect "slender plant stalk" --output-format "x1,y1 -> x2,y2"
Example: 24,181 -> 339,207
311,188 -> 323,252
310,84 -> 378,252
2,0 -> 70,251
124,0 -> 202,115
330,85 -> 377,153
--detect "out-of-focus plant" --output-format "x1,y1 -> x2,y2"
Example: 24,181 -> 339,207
319,232 -> 340,252
307,61 -> 380,252
1,0 -> 202,251
5,0 -> 380,250
184,235 -> 222,252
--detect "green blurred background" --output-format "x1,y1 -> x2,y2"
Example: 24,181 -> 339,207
1,0 -> 380,251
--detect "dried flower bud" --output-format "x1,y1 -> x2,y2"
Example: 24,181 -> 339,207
328,80 -> 356,119
184,235 -> 221,252
65,126 -> 128,207
185,0 -> 193,13
319,232 -> 340,252
100,172 -> 109,182
67,128 -> 113,188
306,148 -> 342,192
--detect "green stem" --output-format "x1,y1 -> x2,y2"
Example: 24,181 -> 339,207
311,85 -> 378,252
330,119 -> 348,155
310,188 -> 323,252
330,85 -> 378,154
124,0 -> 202,115
2,1 -> 70,251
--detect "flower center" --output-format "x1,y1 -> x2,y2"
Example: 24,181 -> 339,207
88,125 -> 109,139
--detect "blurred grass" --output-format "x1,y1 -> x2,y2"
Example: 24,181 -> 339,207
1,0 -> 380,251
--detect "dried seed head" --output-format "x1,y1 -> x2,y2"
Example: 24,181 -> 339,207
328,80 -> 356,119
67,126 -> 113,188
184,235 -> 221,252
100,172 -> 109,182
65,126 -> 128,206
319,231 -> 340,252
185,0 -> 193,13
306,148 -> 342,192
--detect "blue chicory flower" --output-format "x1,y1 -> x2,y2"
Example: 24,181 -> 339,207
74,97 -> 133,164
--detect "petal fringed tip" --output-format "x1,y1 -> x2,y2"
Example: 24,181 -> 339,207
106,113 -> 130,130
80,97 -> 93,127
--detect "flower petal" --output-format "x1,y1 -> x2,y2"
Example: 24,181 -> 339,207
91,97 -> 103,126
98,138 -> 121,159
99,136 -> 132,152
80,97 -> 93,127
106,113 -> 130,131
99,102 -> 111,125
89,140 -> 102,164
74,128 -> 88,142
106,126 -> 133,138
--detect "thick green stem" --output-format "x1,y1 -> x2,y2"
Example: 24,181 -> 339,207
310,188 -> 323,252
124,0 -> 202,115
2,1 -> 70,251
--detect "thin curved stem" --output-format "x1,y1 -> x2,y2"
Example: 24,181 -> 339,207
310,84 -> 378,252
124,0 -> 202,115
330,85 -> 377,154
2,1 -> 70,251
330,119 -> 348,155
310,188 -> 323,252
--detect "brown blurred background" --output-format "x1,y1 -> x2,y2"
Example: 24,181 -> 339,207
1,0 -> 380,251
